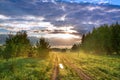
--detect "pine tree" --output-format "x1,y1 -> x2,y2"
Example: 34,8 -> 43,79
36,37 -> 50,58
71,44 -> 80,52
111,23 -> 120,55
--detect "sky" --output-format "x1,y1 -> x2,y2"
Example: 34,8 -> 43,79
58,0 -> 120,5
111,0 -> 120,5
0,0 -> 120,48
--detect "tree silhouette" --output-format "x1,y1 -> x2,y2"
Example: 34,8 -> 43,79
71,44 -> 80,52
36,37 -> 50,58
111,23 -> 120,55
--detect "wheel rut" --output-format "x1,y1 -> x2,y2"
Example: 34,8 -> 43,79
62,56 -> 94,80
51,55 -> 59,80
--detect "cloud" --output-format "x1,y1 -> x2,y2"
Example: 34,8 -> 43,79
0,1 -> 120,47
49,37 -> 81,48
106,9 -> 120,12
86,6 -> 105,11
82,0 -> 110,4
0,21 -> 54,32
56,14 -> 66,21
98,0 -> 109,4
0,15 -> 10,19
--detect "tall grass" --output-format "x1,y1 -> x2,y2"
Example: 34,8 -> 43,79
0,56 -> 53,80
62,52 -> 120,80
0,52 -> 119,80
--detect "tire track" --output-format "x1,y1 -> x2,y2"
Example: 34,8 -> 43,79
61,56 -> 94,80
51,54 -> 59,80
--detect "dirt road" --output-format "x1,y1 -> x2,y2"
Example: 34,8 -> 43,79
51,54 -> 59,80
60,54 -> 94,80
51,53 -> 94,80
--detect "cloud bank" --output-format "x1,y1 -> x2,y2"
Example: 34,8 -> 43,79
0,0 -> 120,47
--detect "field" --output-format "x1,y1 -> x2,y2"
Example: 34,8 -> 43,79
0,52 -> 120,80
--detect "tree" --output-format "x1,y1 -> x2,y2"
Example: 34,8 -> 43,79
0,46 -> 3,58
36,37 -> 50,58
81,34 -> 85,45
13,31 -> 31,56
3,34 -> 14,60
81,23 -> 120,55
2,31 -> 31,60
71,44 -> 80,52
111,23 -> 120,55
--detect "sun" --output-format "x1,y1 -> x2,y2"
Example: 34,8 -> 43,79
56,33 -> 76,39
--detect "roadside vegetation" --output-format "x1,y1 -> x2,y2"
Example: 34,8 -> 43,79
59,52 -> 120,80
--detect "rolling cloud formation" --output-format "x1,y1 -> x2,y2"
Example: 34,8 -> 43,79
0,0 -> 120,47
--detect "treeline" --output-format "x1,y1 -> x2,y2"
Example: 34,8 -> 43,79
81,23 -> 120,55
0,31 -> 50,60
0,23 -> 120,59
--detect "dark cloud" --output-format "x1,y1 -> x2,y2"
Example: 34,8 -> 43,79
48,29 -> 80,36
0,0 -> 120,47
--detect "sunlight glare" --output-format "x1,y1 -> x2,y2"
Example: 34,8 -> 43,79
57,33 -> 76,39
59,63 -> 64,69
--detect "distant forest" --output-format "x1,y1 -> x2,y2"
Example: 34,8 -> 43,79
79,22 -> 120,55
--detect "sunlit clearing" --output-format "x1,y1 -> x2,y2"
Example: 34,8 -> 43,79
59,63 -> 64,69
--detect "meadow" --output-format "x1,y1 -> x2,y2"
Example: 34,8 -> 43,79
59,52 -> 120,80
0,52 -> 120,80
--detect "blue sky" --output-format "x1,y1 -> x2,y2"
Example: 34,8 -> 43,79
60,0 -> 120,5
112,0 -> 120,5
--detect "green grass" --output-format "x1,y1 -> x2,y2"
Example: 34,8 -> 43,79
62,52 -> 120,80
58,57 -> 81,80
0,52 -> 120,80
0,57 -> 53,80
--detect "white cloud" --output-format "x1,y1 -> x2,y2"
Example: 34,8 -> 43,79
31,0 -> 57,4
1,21 -> 53,31
61,5 -> 66,11
82,21 -> 101,26
0,15 -> 79,38
22,16 -> 45,21
86,6 -> 104,11
0,14 -> 45,21
56,14 -> 66,21
43,33 -> 80,40
0,15 -> 10,19
12,15 -> 45,21
81,0 -> 109,4
98,0 -> 109,4
0,15 -> 52,32
106,9 -> 120,12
